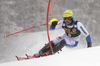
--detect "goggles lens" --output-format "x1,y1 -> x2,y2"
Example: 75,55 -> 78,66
64,17 -> 72,21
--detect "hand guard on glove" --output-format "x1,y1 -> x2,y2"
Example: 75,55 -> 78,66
51,21 -> 58,28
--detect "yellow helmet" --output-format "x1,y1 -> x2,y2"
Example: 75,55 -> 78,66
63,10 -> 73,18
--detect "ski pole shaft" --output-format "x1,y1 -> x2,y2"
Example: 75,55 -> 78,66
4,26 -> 36,38
4,24 -> 47,38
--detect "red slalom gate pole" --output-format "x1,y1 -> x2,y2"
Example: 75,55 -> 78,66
4,26 -> 36,38
46,0 -> 54,55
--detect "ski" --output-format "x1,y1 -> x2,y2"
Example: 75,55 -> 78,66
15,55 -> 29,61
15,56 -> 19,61
15,53 -> 40,61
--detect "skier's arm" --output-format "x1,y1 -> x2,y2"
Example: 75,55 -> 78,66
78,22 -> 92,48
50,20 -> 63,30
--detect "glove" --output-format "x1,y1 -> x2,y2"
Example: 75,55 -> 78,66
87,42 -> 92,48
51,21 -> 58,28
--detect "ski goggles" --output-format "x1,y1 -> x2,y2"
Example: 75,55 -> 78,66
63,17 -> 72,21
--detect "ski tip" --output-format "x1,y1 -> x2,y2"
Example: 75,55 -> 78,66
25,54 -> 28,55
15,55 -> 19,61
15,55 -> 18,59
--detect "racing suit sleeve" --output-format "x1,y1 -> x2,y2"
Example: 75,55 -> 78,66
77,22 -> 92,47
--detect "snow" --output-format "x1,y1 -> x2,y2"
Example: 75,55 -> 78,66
0,46 -> 100,66
0,29 -> 100,66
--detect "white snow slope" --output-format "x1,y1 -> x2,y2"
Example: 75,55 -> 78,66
0,29 -> 100,66
0,46 -> 100,66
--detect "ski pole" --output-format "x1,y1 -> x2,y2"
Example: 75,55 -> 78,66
4,20 -> 54,38
4,23 -> 47,38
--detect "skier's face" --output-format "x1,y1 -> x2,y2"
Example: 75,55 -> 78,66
64,17 -> 72,25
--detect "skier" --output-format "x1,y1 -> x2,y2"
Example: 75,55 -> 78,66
37,10 -> 92,57
17,10 -> 92,60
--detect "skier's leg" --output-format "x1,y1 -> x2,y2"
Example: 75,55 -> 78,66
51,33 -> 66,45
39,40 -> 66,56
39,41 -> 55,56
39,34 -> 66,56
48,40 -> 66,54
63,35 -> 80,48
